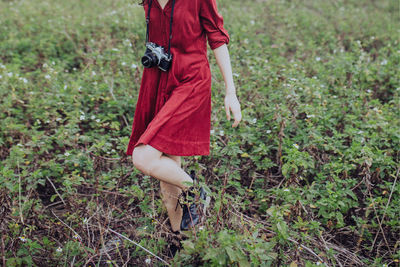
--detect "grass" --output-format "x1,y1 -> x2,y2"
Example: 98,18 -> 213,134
0,0 -> 399,266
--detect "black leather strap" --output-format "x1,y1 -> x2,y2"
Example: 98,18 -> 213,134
145,0 -> 176,55
168,0 -> 176,54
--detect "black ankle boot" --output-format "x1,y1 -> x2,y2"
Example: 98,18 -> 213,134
167,242 -> 181,258
176,171 -> 207,231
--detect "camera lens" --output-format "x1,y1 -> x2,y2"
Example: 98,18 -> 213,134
141,55 -> 154,68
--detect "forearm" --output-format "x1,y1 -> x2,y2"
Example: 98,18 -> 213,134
212,44 -> 236,96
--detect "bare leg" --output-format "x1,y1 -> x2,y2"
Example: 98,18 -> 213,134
131,144 -> 193,190
160,154 -> 183,232
160,154 -> 182,232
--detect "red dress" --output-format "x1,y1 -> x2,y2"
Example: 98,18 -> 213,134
126,0 -> 230,156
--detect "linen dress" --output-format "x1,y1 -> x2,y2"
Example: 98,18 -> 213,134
126,0 -> 230,156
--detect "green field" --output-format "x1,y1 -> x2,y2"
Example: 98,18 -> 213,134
0,0 -> 399,266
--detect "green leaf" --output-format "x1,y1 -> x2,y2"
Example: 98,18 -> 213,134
276,220 -> 289,239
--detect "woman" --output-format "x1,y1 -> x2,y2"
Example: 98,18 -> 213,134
126,0 -> 242,233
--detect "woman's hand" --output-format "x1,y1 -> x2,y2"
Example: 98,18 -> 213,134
212,44 -> 241,127
224,92 -> 242,127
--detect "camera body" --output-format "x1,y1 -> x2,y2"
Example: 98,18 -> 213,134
141,42 -> 172,72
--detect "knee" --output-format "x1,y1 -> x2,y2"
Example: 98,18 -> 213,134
132,148 -> 152,175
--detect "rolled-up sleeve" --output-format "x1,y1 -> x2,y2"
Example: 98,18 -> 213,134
200,0 -> 230,50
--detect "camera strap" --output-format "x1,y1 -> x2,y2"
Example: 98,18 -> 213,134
146,0 -> 176,55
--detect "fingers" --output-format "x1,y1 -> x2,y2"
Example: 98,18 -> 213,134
232,110 -> 242,127
232,118 -> 240,127
225,102 -> 231,121
224,95 -> 241,127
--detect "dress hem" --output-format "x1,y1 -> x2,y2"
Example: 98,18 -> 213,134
125,132 -> 210,157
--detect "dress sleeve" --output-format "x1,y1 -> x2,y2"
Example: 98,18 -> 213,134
200,0 -> 230,50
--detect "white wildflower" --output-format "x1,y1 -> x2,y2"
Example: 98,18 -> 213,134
0,63 -> 5,69
112,48 -> 119,52
56,117 -> 62,121
43,63 -> 48,68
315,57 -> 321,61
64,85 -> 67,89
83,218 -> 88,224
45,74 -> 51,79
73,234 -> 79,239
210,129 -> 215,135
380,59 -> 388,65
121,62 -> 126,66
0,75 -> 2,79
252,118 -> 257,124
22,78 -> 28,84
250,20 -> 255,25
306,114 -> 315,118
52,61 -> 56,65
293,144 -> 299,149
96,119 -> 100,123
233,73 -> 239,77
56,246 -> 63,253
219,130 -> 224,136
91,115 -> 96,120
19,236 -> 27,242
145,258 -> 151,264
92,71 -> 96,76
283,188 -> 290,192
131,63 -> 138,69
7,72 -> 13,77
64,152 -> 70,156
266,130 -> 271,134
78,86 -> 82,91
80,115 -> 85,120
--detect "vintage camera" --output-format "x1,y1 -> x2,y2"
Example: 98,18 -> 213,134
141,42 -> 172,72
